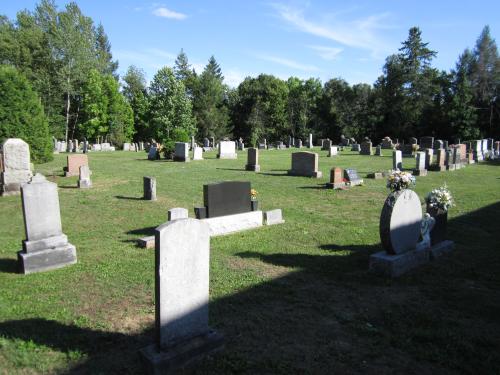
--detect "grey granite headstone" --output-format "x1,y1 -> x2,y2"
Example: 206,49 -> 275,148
1,138 -> 33,196
413,152 -> 427,176
360,141 -> 373,155
144,176 -> 157,201
17,174 -> 77,274
245,148 -> 260,172
168,207 -> 188,221
139,219 -> 223,373
174,142 -> 190,162
351,144 -> 360,152
375,145 -> 382,156
78,165 -> 92,188
148,146 -> 158,160
288,152 -> 322,178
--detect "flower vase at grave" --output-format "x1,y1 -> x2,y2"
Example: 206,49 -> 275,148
426,205 -> 447,245
251,200 -> 259,211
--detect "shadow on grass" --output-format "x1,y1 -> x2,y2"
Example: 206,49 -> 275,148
0,258 -> 19,273
125,226 -> 157,236
58,185 -> 78,189
298,184 -> 327,190
1,203 -> 500,373
115,195 -> 144,201
216,168 -> 244,171
258,172 -> 288,176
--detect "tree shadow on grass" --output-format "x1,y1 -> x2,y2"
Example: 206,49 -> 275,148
0,257 -> 19,273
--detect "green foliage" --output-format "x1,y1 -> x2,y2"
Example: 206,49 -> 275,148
149,66 -> 195,145
122,66 -> 150,141
161,127 -> 190,158
0,65 -> 52,163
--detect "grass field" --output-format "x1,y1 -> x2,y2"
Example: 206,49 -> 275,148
1,148 -> 499,374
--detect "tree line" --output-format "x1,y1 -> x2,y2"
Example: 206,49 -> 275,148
0,1 -> 498,163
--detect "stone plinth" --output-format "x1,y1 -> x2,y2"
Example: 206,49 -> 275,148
264,209 -> 285,225
369,248 -> 430,277
201,210 -> 263,237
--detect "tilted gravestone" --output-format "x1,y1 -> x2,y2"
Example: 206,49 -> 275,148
288,152 -> 322,178
139,219 -> 223,373
1,139 -> 33,196
17,174 -> 77,274
343,168 -> 363,186
64,154 -> 88,177
245,148 -> 260,172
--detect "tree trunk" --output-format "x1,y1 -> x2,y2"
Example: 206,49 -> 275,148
65,78 -> 71,144
71,103 -> 80,140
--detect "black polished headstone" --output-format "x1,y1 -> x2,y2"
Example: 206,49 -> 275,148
203,181 -> 252,218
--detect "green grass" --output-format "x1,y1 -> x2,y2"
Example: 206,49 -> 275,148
0,148 -> 499,374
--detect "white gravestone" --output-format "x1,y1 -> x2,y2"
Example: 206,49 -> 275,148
17,174 -> 77,274
192,146 -> 203,160
78,165 -> 92,188
1,138 -> 33,196
328,146 -> 338,157
392,150 -> 402,170
168,207 -> 188,221
139,219 -> 223,372
217,141 -> 237,159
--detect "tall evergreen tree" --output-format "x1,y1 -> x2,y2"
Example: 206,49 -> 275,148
122,65 -> 150,141
95,23 -> 118,78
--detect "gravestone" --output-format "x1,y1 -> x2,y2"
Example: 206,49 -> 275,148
245,148 -> 260,172
322,139 -> 332,150
210,137 -> 215,148
168,207 -> 188,221
413,152 -> 427,176
174,142 -> 190,162
148,146 -> 158,160
73,140 -> 79,152
424,149 -> 434,169
17,174 -> 77,274
445,149 -> 454,170
203,138 -> 210,148
433,140 -> 444,150
430,149 -> 446,171
360,141 -> 373,155
375,145 -> 382,156
67,140 -> 73,153
195,181 -> 254,219
123,143 -> 130,151
308,134 -> 313,148
343,168 -> 363,186
143,177 -> 157,201
193,146 -> 203,160
1,139 -> 33,196
83,140 -> 88,154
139,219 -> 223,373
64,154 -> 88,177
327,146 -> 338,157
78,165 -> 92,188
392,150 -> 402,170
296,139 -> 303,148
370,189 -> 427,277
381,137 -> 394,149
288,152 -> 322,178
351,144 -> 360,152
409,137 -> 418,145
191,136 -> 196,150
420,136 -> 434,150
217,141 -> 237,159
326,167 -> 345,189
402,144 -> 413,156
264,209 -> 285,225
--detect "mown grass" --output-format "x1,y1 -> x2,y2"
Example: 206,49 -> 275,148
0,148 -> 499,374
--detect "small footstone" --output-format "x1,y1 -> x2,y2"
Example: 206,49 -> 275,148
264,209 -> 285,225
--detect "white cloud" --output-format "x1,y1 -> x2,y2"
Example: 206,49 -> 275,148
308,45 -> 343,61
152,7 -> 187,20
271,3 -> 391,58
255,53 -> 320,71
224,69 -> 249,88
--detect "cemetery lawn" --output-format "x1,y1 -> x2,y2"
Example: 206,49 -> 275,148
1,149 -> 500,374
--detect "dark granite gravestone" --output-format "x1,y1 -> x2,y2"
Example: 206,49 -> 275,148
195,181 -> 254,219
343,168 -> 363,186
420,136 -> 434,149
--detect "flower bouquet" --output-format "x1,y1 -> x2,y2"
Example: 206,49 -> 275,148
386,170 -> 416,192
250,188 -> 259,210
425,185 -> 454,245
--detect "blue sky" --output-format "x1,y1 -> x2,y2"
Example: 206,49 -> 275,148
3,1 -> 499,87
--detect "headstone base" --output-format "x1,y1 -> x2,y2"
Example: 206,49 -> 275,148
139,330 -> 224,375
412,168 -> 427,176
348,179 -> 363,186
326,182 -> 346,189
217,153 -> 237,159
429,165 -> 446,172
245,164 -> 260,172
430,240 -> 454,259
287,170 -> 323,178
201,210 -> 263,237
369,248 -> 430,278
173,156 -> 190,162
138,236 -> 155,249
367,172 -> 383,179
78,180 -> 92,188
18,244 -> 77,274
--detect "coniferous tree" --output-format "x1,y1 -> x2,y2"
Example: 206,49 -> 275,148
122,65 -> 150,141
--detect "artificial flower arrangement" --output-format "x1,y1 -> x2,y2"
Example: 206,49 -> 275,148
386,170 -> 416,192
425,184 -> 454,212
250,188 -> 258,201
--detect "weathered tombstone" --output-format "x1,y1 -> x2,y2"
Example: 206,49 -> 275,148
420,136 -> 434,150
238,140 -> 245,151
17,174 -> 77,274
77,165 -> 92,188
67,140 -> 73,153
424,149 -> 434,169
430,149 -> 446,171
245,148 -> 260,172
327,146 -> 338,157
375,145 -> 382,156
123,143 -> 130,151
445,149 -> 454,170
369,189 -> 427,277
174,142 -> 190,162
343,168 -> 363,186
360,141 -> 373,155
258,142 -> 266,150
288,152 -> 322,178
139,219 -> 223,373
308,133 -> 313,148
458,144 -> 467,163
167,207 -> 188,221
139,142 -> 144,151
82,140 -> 88,154
392,150 -> 402,170
351,144 -> 360,152
203,138 -> 210,148
64,154 -> 88,177
381,136 -> 394,149
73,140 -> 79,153
0,139 -> 33,196
296,139 -> 303,148
451,146 -> 462,169
413,152 -> 427,176
56,141 -> 62,153
190,135 -> 196,150
143,177 -> 157,201
217,141 -> 237,159
326,167 -> 345,189
93,143 -> 101,152
472,140 -> 483,162
322,139 -> 332,151
148,146 -> 158,160
193,146 -> 203,160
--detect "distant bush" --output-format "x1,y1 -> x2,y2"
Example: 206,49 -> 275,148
162,128 -> 190,158
0,65 -> 52,163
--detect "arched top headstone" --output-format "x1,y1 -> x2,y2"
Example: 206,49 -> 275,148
380,189 -> 422,255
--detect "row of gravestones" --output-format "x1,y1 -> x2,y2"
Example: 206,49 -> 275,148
53,139 -> 118,153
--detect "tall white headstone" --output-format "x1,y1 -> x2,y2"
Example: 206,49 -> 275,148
1,138 -> 33,196
217,141 -> 237,159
